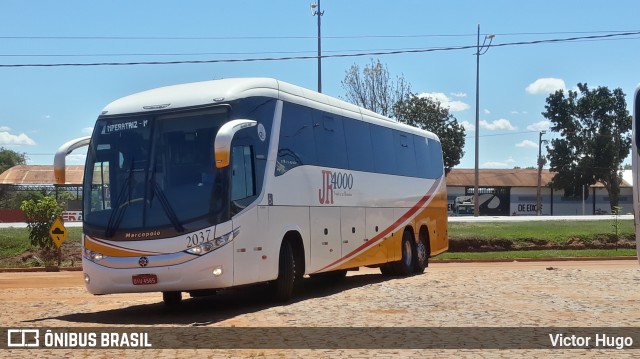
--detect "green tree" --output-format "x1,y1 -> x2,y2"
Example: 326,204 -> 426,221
0,189 -> 45,209
20,195 -> 63,250
341,59 -> 411,117
0,148 -> 28,208
543,83 -> 631,209
394,95 -> 466,175
0,147 -> 27,174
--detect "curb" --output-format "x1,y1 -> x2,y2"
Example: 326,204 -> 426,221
0,257 -> 637,272
0,266 -> 83,273
431,256 -> 638,263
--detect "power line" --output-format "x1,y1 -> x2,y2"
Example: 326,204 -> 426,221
1,31 -> 639,68
4,36 -> 639,59
0,34 -> 474,41
0,46 -> 465,58
1,29 -> 637,41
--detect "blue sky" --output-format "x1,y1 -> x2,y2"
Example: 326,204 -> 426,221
1,0 -> 639,169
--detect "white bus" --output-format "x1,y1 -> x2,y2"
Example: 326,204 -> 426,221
633,86 -> 640,264
56,78 -> 448,305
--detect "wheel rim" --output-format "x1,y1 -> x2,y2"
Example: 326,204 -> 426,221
403,238 -> 413,267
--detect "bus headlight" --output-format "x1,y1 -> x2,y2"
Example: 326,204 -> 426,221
214,232 -> 231,246
84,248 -> 105,262
186,241 -> 215,255
212,266 -> 223,276
185,228 -> 239,256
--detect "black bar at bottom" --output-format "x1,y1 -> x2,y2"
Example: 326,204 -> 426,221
3,327 -> 639,350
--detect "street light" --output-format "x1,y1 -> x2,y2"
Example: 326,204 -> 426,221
311,1 -> 324,93
473,25 -> 495,217
536,130 -> 547,215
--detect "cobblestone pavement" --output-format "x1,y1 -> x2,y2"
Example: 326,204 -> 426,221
1,260 -> 639,358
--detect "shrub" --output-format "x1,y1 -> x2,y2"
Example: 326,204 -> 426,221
20,196 -> 63,249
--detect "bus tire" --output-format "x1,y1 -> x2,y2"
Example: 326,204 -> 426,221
271,240 -> 296,302
413,236 -> 428,274
392,230 -> 415,276
162,291 -> 182,308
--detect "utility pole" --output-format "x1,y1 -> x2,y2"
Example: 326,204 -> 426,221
311,1 -> 324,93
473,25 -> 495,216
536,130 -> 547,215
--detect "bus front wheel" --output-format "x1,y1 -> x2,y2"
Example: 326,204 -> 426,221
271,240 -> 296,302
162,291 -> 182,308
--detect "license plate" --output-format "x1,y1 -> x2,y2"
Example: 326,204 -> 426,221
132,274 -> 157,285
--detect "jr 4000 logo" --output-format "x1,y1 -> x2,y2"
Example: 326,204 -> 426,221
318,170 -> 354,204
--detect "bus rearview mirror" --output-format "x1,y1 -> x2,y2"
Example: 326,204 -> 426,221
214,119 -> 257,168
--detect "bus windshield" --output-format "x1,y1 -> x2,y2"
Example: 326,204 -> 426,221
83,107 -> 230,239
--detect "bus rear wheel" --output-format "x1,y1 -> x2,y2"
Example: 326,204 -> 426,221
413,236 -> 428,274
270,240 -> 296,302
380,230 -> 415,277
392,230 -> 415,276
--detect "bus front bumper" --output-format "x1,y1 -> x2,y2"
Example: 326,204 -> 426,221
81,245 -> 234,295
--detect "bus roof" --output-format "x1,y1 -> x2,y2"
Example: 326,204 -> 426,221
101,77 -> 439,140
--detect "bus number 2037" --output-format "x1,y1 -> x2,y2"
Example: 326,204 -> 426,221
186,230 -> 212,248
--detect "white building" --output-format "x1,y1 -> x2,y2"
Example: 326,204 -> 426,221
446,168 -> 633,216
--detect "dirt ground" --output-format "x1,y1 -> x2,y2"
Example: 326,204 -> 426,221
0,259 -> 634,290
1,260 -> 639,358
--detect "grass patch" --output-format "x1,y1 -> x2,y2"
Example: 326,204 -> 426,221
435,248 -> 637,260
0,227 -> 82,267
0,228 -> 31,259
448,220 -> 634,245
0,220 -> 637,267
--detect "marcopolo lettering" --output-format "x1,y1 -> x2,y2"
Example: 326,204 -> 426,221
125,231 -> 161,239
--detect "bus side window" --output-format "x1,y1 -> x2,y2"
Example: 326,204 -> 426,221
394,131 -> 417,177
370,125 -> 396,175
276,103 -> 317,175
231,145 -> 256,203
414,135 -> 429,178
343,117 -> 374,172
313,114 -> 348,169
427,138 -> 444,178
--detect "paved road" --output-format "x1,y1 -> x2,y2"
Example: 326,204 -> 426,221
1,260 -> 639,358
448,214 -> 634,222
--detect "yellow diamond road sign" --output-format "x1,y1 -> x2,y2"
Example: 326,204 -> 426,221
49,217 -> 68,248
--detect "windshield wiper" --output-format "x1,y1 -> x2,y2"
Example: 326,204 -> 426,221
105,160 -> 135,238
148,166 -> 185,234
151,179 -> 185,233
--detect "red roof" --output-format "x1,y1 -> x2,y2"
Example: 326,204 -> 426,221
446,168 -> 631,188
0,165 -> 84,185
0,165 -> 631,188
